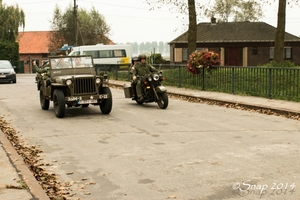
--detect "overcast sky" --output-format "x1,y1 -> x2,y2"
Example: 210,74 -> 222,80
6,0 -> 300,44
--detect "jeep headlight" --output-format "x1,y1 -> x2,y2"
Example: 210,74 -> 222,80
103,75 -> 108,82
153,74 -> 159,81
95,78 -> 101,84
66,79 -> 72,85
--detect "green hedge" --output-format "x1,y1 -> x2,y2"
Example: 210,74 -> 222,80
0,40 -> 20,72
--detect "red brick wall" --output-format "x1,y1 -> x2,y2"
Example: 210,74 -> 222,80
19,54 -> 49,73
247,46 -> 300,66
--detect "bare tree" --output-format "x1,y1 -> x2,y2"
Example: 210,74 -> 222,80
256,0 -> 299,64
273,0 -> 286,64
187,0 -> 197,55
207,0 -> 238,22
146,0 -> 197,55
206,0 -> 262,22
233,0 -> 263,22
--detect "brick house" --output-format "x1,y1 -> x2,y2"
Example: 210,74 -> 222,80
169,21 -> 300,66
18,31 -> 115,73
18,31 -> 51,73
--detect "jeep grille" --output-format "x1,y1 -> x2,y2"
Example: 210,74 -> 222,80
73,78 -> 96,94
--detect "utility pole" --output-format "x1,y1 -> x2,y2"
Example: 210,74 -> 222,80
73,0 -> 78,46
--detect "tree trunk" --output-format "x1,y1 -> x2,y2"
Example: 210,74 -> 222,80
187,0 -> 197,56
274,0 -> 286,64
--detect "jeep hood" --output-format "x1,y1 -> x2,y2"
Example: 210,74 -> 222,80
52,74 -> 95,81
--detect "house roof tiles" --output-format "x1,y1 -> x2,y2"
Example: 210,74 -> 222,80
18,31 -> 115,54
170,22 -> 300,44
18,31 -> 51,54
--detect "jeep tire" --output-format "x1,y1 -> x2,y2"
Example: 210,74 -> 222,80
39,86 -> 50,110
99,87 -> 112,114
53,89 -> 65,118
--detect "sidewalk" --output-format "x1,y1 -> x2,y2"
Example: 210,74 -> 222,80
0,79 -> 299,200
0,127 -> 50,199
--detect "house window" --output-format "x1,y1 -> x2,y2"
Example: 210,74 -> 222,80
252,47 -> 258,55
182,47 -> 208,62
270,47 -> 274,59
269,47 -> 292,59
42,53 -> 48,58
182,48 -> 188,61
285,47 -> 291,59
174,48 -> 183,62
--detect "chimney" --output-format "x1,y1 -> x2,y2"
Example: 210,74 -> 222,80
211,16 -> 216,24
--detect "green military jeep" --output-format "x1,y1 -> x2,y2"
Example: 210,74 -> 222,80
36,55 -> 112,118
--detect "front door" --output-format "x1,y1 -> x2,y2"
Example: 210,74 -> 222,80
226,48 -> 242,66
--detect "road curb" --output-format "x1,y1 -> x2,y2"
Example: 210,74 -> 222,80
169,90 -> 300,113
0,131 -> 50,200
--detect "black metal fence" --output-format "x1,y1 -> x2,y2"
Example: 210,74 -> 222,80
104,64 -> 300,102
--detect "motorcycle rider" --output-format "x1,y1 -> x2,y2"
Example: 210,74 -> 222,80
129,56 -> 139,85
131,54 -> 158,101
129,56 -> 139,72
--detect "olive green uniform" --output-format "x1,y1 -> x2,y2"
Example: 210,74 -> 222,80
33,64 -> 50,77
33,64 -> 51,86
131,62 -> 158,98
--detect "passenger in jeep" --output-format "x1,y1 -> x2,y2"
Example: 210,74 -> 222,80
74,57 -> 85,67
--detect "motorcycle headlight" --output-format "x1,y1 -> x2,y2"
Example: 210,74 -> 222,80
95,78 -> 101,84
153,74 -> 159,81
66,79 -> 72,85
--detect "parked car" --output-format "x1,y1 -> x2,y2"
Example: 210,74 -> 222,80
0,60 -> 16,83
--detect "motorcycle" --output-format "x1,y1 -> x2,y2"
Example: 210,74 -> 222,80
124,71 -> 169,109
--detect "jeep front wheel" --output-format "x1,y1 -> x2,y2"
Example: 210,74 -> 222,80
99,87 -> 112,114
39,86 -> 50,110
53,89 -> 65,118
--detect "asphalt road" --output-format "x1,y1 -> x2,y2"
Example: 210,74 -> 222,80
0,74 -> 299,200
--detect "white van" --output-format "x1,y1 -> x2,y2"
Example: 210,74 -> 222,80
68,44 -> 132,71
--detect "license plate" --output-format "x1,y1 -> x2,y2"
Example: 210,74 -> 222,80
78,99 -> 97,104
99,94 -> 109,99
0,75 -> 5,78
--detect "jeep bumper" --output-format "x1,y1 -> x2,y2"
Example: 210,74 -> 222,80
65,94 -> 111,104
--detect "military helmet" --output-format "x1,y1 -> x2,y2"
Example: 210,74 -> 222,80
138,54 -> 147,61
131,56 -> 138,64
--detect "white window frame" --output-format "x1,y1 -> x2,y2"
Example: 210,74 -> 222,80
285,47 -> 292,59
270,47 -> 292,59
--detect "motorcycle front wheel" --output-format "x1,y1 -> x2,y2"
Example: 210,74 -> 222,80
157,92 -> 168,109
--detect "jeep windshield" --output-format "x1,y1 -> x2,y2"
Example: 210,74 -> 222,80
49,56 -> 94,69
